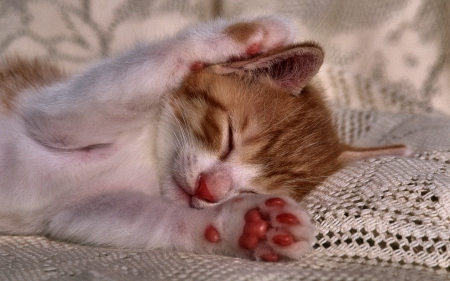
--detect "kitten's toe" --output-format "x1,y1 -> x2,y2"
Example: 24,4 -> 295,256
238,208 -> 268,250
258,197 -> 314,260
204,224 -> 221,243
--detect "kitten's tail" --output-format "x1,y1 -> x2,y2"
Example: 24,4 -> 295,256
338,144 -> 411,163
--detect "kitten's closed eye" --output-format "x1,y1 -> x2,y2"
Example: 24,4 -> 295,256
220,122 -> 234,160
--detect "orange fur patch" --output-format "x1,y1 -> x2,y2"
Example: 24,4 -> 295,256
171,66 -> 343,200
224,22 -> 260,44
0,57 -> 65,114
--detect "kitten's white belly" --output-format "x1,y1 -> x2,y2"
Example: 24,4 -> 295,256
0,120 -> 160,216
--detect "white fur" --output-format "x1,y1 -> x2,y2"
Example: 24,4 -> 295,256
0,16 -> 313,260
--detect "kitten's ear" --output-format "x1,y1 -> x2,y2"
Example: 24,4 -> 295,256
338,144 -> 411,163
210,43 -> 324,94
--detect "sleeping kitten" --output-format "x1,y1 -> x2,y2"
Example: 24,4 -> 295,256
0,16 -> 407,261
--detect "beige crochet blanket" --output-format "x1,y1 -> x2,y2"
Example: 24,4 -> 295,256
1,1 -> 449,280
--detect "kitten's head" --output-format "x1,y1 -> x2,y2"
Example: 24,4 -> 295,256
156,43 -> 340,207
156,43 -> 406,208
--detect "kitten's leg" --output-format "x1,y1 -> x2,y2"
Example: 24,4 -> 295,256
45,191 -> 220,252
46,192 -> 313,261
20,16 -> 295,149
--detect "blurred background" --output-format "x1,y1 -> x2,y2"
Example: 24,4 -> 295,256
1,0 -> 449,115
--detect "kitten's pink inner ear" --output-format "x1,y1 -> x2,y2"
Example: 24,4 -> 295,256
210,43 -> 324,94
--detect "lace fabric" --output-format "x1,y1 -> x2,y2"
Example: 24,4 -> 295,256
309,113 -> 450,272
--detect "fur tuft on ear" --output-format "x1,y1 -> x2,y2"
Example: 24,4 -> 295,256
209,43 -> 324,94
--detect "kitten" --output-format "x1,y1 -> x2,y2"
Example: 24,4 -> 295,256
0,16 -> 407,261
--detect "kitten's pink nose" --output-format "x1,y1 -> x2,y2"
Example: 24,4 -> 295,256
194,171 -> 232,203
196,174 -> 216,203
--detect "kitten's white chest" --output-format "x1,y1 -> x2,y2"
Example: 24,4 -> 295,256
84,121 -> 161,195
0,118 -> 161,215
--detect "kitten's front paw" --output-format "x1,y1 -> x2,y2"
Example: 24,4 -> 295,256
185,16 -> 295,68
224,16 -> 295,58
207,195 -> 314,261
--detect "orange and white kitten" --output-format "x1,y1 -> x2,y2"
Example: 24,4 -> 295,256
0,16 -> 407,261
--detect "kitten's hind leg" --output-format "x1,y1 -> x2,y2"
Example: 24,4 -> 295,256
45,191 -> 217,251
44,191 -> 313,261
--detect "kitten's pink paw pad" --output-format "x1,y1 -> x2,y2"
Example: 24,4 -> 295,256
243,220 -> 268,239
246,43 -> 261,55
244,208 -> 262,222
265,197 -> 286,208
272,233 -> 294,246
232,196 -> 313,261
205,224 -> 221,243
276,213 -> 299,225
239,209 -> 269,250
261,252 -> 279,262
238,201 -> 304,261
190,61 -> 205,72
215,195 -> 313,261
